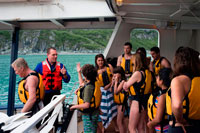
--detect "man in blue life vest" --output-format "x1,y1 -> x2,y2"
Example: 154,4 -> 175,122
35,47 -> 71,106
12,58 -> 44,115
149,47 -> 171,76
117,42 -> 134,78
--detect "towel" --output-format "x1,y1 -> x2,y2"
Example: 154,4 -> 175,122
99,87 -> 117,129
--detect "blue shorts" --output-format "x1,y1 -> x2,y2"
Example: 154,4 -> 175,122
82,113 -> 99,133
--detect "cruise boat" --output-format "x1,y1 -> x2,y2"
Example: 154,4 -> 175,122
0,0 -> 200,132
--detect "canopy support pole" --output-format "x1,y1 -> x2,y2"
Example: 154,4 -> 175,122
7,27 -> 20,116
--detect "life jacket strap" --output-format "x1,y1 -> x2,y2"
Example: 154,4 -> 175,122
102,71 -> 110,87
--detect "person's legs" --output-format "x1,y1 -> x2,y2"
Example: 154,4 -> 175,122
82,114 -> 99,133
113,116 -> 119,132
117,105 -> 125,133
43,93 -> 53,106
43,91 -> 61,131
129,101 -> 140,133
143,109 -> 149,133
97,123 -> 102,133
138,109 -> 145,133
91,114 -> 99,132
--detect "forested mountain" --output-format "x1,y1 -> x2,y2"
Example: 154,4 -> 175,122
0,29 -> 158,55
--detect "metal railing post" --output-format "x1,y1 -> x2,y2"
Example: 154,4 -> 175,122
7,27 -> 19,116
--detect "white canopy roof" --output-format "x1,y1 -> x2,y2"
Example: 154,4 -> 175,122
0,0 -> 116,30
112,0 -> 200,29
0,0 -> 200,30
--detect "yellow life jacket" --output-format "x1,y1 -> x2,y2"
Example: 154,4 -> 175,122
148,89 -> 168,121
77,81 -> 101,113
18,72 -> 45,104
144,69 -> 154,95
153,57 -> 164,76
166,77 -> 200,120
113,82 -> 129,105
166,88 -> 172,116
114,91 -> 128,105
98,67 -> 112,87
129,71 -> 146,112
129,70 -> 153,96
129,73 -> 145,96
121,54 -> 133,74
113,88 -> 129,113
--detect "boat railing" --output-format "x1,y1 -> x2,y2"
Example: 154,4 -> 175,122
11,94 -> 67,133
64,81 -> 79,103
0,104 -> 23,114
0,81 -> 79,114
1,82 -> 79,132
10,94 -> 78,133
0,94 -> 9,109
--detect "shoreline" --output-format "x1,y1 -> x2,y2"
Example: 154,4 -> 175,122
0,51 -> 102,55
51,51 -> 100,55
0,50 -> 151,56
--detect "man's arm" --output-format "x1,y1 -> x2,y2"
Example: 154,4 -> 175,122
60,63 -> 70,83
161,58 -> 171,68
21,76 -> 38,113
34,62 -> 43,75
117,55 -> 122,66
149,61 -> 154,72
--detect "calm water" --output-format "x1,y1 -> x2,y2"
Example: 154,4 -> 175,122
0,54 -> 95,106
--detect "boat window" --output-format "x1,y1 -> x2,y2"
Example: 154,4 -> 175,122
0,30 -> 12,108
0,29 -> 113,109
130,29 -> 159,56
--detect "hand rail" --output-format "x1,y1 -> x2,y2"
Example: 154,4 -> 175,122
11,94 -> 66,133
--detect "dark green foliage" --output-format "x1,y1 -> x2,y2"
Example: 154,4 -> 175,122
130,29 -> 158,51
0,31 -> 11,40
0,29 -> 158,54
0,31 -> 12,50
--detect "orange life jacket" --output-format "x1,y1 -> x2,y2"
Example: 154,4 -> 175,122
42,60 -> 62,90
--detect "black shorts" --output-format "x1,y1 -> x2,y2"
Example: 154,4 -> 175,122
43,91 -> 61,106
168,125 -> 200,133
128,95 -> 148,109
